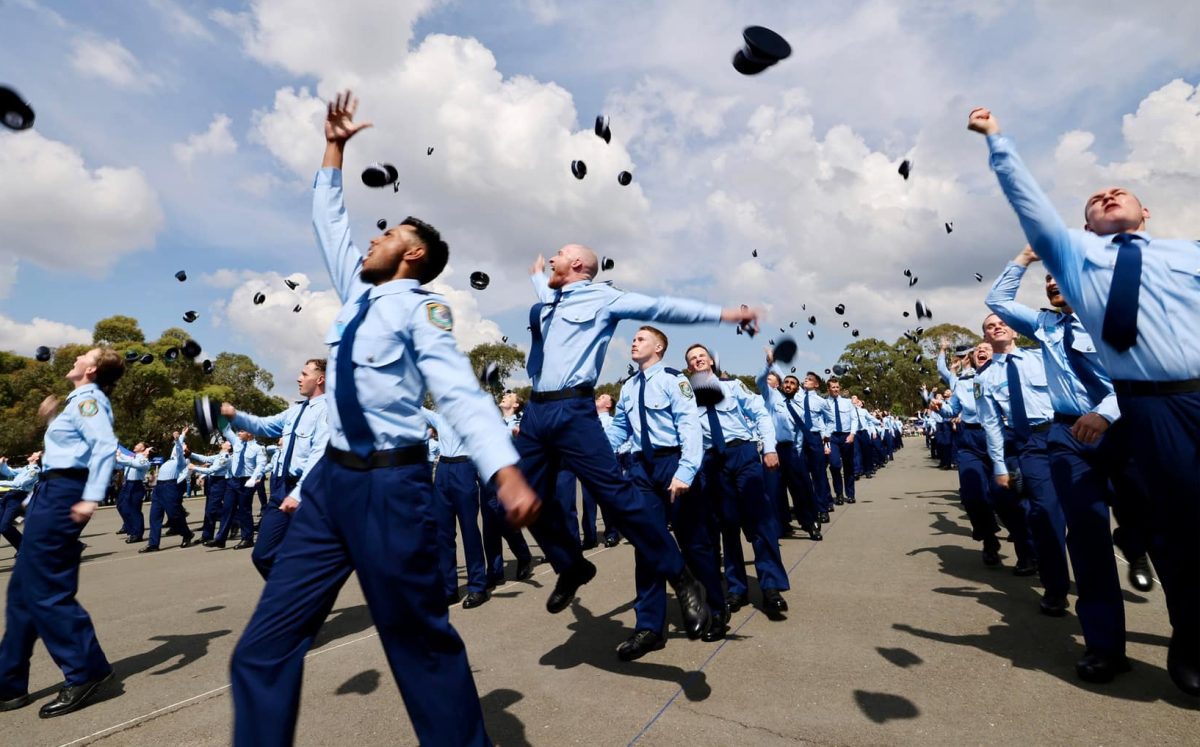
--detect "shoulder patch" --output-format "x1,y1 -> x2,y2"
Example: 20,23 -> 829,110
679,380 -> 694,399
78,399 -> 99,417
425,302 -> 453,331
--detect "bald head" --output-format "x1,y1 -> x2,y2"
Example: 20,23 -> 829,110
548,243 -> 599,288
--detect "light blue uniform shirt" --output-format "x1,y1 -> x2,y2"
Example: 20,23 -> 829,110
427,437 -> 440,463
527,273 -> 722,392
986,262 -> 1121,422
944,371 -> 981,424
190,452 -> 231,478
937,353 -> 959,388
827,395 -> 860,434
598,412 -> 633,454
606,362 -> 703,485
312,168 -> 518,481
43,383 -> 119,503
855,406 -> 877,436
221,426 -> 266,481
695,378 -> 777,454
156,432 -> 187,483
987,134 -> 1200,381
115,451 -> 150,481
976,348 -> 1055,476
0,465 -> 39,492
233,394 -> 330,500
756,366 -> 801,446
797,389 -> 833,439
424,409 -> 469,460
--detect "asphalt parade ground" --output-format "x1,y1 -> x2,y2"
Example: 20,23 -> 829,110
1,447 -> 1195,746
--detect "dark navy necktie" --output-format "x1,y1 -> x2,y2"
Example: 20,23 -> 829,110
235,444 -> 245,476
280,400 -> 310,479
335,290 -> 378,458
706,406 -> 726,452
637,374 -> 653,457
784,397 -> 804,434
1006,355 -> 1032,440
1061,316 -> 1110,406
834,397 -> 843,432
1100,234 -> 1141,352
525,290 -> 562,380
803,391 -> 813,429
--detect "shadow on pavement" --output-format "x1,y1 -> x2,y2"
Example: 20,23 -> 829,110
336,668 -> 381,695
538,602 -> 711,702
876,647 -> 923,668
113,629 -> 232,678
853,689 -> 920,723
481,688 -> 531,747
313,604 -> 375,649
928,511 -> 973,539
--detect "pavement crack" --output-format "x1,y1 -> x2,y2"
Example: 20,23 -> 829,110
671,702 -> 842,744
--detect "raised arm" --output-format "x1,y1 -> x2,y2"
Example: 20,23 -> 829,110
985,247 -> 1042,339
529,256 -> 556,304
314,91 -> 374,302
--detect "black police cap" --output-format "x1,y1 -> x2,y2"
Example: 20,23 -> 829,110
617,171 -> 632,186
688,370 -> 725,407
0,86 -> 35,131
807,330 -> 815,340
284,278 -> 299,290
732,26 -> 792,75
808,315 -> 817,325
835,304 -> 845,315
253,292 -> 266,305
183,310 -> 199,323
182,340 -> 202,359
376,218 -> 387,231
478,361 -> 501,389
898,159 -> 912,180
571,160 -> 587,180
470,271 -> 490,290
915,300 -> 931,319
909,276 -> 919,287
164,347 -> 180,363
851,329 -> 860,337
140,353 -> 154,365
193,395 -> 227,438
842,321 -> 850,328
125,350 -> 140,362
974,272 -> 984,282
773,337 -> 798,363
34,345 -> 51,362
175,270 -> 187,282
945,222 -> 953,234
202,359 -> 214,374
362,163 -> 398,188
832,364 -> 847,377
595,115 -> 611,144
601,257 -> 615,272
293,304 -> 302,313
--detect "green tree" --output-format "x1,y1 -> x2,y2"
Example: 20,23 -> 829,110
467,342 -> 527,400
93,315 -> 145,345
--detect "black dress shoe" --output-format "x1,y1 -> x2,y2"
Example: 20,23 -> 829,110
668,568 -> 711,639
1127,555 -> 1155,592
808,525 -> 823,541
827,504 -> 835,512
762,589 -> 788,621
818,511 -> 831,524
1039,593 -> 1069,617
982,537 -> 1002,567
702,612 -> 727,642
515,559 -> 534,581
38,671 -> 113,718
546,558 -> 597,614
124,537 -> 145,544
1167,637 -> 1200,697
1013,559 -> 1039,577
834,496 -> 844,505
603,535 -> 621,548
616,630 -> 664,662
138,545 -> 160,554
725,592 -> 750,613
203,539 -> 226,548
581,539 -> 598,551
1075,650 -> 1131,683
461,591 -> 490,609
179,536 -> 199,548
233,540 -> 254,550
845,497 -> 856,504
0,692 -> 30,711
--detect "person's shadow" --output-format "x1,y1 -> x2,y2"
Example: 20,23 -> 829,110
313,604 -> 375,648
481,688 -> 531,746
111,629 -> 232,678
898,544 -> 1197,708
539,601 -> 711,701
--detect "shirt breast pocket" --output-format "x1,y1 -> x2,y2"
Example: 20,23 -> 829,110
348,334 -> 408,408
1166,256 -> 1200,287
1023,364 -> 1048,390
559,298 -> 609,329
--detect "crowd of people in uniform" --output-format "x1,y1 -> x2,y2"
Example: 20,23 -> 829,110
0,94 -> 1194,745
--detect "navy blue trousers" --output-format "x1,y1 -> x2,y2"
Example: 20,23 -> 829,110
0,475 -> 110,695
775,443 -> 817,529
955,428 -> 1000,542
252,498 -> 292,580
554,468 -> 585,545
1047,422 -> 1124,654
827,433 -> 856,499
1013,429 -> 1069,598
479,481 -> 532,584
216,480 -> 255,543
516,397 -> 684,581
200,477 -> 227,541
0,491 -> 24,551
118,481 -> 146,539
800,431 -> 832,511
699,442 -> 789,596
630,452 -> 723,633
1116,391 -> 1200,667
230,457 -> 490,747
148,479 -> 193,547
434,460 -> 487,595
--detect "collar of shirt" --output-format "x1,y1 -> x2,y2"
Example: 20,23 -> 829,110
641,361 -> 665,380
65,383 -> 100,403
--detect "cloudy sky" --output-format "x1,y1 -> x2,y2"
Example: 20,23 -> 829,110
2,0 -> 1198,392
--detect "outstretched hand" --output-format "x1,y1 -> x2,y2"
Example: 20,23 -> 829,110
968,107 -> 1000,136
325,91 -> 373,144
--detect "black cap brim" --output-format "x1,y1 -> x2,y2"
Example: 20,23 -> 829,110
0,87 -> 35,131
193,395 -> 227,438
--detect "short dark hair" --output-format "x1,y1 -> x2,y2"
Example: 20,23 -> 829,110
402,216 -> 449,284
828,377 -> 840,385
305,358 -> 327,374
639,325 -> 669,353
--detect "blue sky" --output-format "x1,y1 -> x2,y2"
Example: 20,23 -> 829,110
1,0 -> 1198,392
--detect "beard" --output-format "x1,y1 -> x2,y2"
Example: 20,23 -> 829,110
359,261 -> 395,285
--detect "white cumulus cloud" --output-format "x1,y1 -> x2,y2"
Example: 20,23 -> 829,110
69,34 -> 161,91
0,314 -> 92,356
173,113 -> 238,165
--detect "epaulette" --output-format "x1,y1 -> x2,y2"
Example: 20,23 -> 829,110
976,360 -> 993,374
412,288 -> 437,296
664,367 -> 683,376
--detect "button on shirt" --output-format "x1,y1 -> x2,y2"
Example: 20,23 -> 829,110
527,273 -> 722,392
115,451 -> 150,481
312,168 -> 518,481
986,261 -> 1121,421
233,394 -> 330,500
606,363 -> 703,485
695,378 -> 777,454
977,349 -> 1055,476
987,134 -> 1200,381
42,383 -> 119,503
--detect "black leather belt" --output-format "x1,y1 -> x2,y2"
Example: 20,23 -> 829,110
1053,413 -> 1081,425
325,445 -> 427,471
439,455 -> 471,464
640,445 -> 681,458
42,468 -> 88,482
708,438 -> 749,453
777,440 -> 794,449
832,431 -> 851,437
530,385 -> 595,402
961,423 -> 983,431
1112,378 -> 1200,396
1031,422 -> 1052,433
